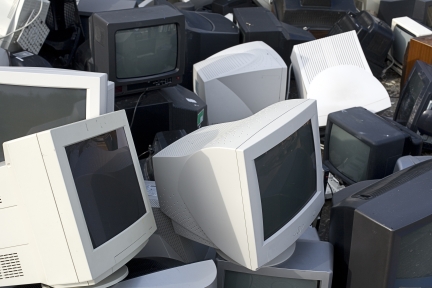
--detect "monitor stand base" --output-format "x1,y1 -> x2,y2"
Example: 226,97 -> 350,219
48,265 -> 128,288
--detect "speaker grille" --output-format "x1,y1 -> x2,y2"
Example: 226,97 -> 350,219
0,253 -> 24,279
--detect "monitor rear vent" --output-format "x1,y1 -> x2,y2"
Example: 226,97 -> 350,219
0,253 -> 24,279
353,160 -> 432,200
0,197 -> 2,204
197,53 -> 254,80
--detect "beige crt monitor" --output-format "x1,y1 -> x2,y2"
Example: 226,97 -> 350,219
153,99 -> 324,271
0,111 -> 156,288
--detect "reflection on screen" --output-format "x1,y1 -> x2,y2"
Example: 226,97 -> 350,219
427,6 -> 432,27
255,120 -> 317,241
329,124 -> 370,183
66,128 -> 146,248
395,221 -> 432,287
224,270 -> 318,288
116,24 -> 177,79
393,26 -> 414,64
396,71 -> 424,125
0,84 -> 86,163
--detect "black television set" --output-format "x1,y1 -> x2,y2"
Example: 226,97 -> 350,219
328,11 -> 394,78
233,7 -> 315,68
211,0 -> 255,16
394,60 -> 432,133
181,10 -> 239,90
89,5 -> 186,96
412,0 -> 432,28
323,107 -> 422,186
272,0 -> 357,36
329,159 -> 432,288
377,0 -> 415,26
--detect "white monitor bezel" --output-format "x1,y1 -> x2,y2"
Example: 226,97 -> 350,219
0,67 -> 110,118
236,101 -> 324,269
36,111 -> 156,283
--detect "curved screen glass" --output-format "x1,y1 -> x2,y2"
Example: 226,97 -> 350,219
116,24 -> 177,79
66,128 -> 146,248
396,71 -> 424,125
255,120 -> 317,241
0,84 -> 86,163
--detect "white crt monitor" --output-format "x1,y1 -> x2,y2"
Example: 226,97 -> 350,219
0,111 -> 156,288
0,67 -> 115,163
290,31 -> 371,99
193,41 -> 287,125
153,99 -> 324,271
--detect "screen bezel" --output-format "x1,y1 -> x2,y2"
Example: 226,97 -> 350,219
236,101 -> 324,269
37,111 -> 156,282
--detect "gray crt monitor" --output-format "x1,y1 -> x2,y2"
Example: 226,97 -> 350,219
0,84 -> 87,163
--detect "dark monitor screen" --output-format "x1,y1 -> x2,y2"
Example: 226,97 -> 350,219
393,25 -> 415,64
328,124 -> 370,183
0,84 -> 86,163
255,120 -> 316,241
395,221 -> 432,286
428,5 -> 432,27
224,270 -> 318,288
396,71 -> 425,124
66,128 -> 146,248
115,24 -> 177,79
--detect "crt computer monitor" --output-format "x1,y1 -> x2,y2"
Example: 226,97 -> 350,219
412,0 -> 432,28
377,0 -> 416,26
193,41 -> 287,125
323,107 -> 422,186
394,60 -> 432,133
329,159 -> 432,288
153,99 -> 324,271
0,67 -> 114,163
0,111 -> 156,287
89,5 -> 186,97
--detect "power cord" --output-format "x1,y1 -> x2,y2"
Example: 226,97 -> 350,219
285,63 -> 293,100
130,91 -> 146,129
0,0 -> 44,40
381,53 -> 395,77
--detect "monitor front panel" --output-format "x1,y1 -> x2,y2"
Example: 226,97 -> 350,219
328,124 -> 370,183
65,128 -> 146,248
115,24 -> 178,79
396,69 -> 425,125
255,120 -> 317,241
0,84 -> 86,162
224,270 -> 318,288
395,220 -> 432,287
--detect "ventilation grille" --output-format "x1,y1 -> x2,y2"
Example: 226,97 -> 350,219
0,197 -> 2,204
296,31 -> 368,87
0,253 -> 23,279
197,53 -> 255,80
352,160 -> 432,200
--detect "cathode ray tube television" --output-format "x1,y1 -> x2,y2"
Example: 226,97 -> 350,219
153,99 -> 324,271
0,111 -> 156,288
0,67 -> 115,163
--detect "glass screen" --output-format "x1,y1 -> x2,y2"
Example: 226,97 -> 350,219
395,221 -> 432,287
255,120 -> 317,241
328,124 -> 370,182
427,6 -> 432,27
115,24 -> 177,79
396,71 -> 424,125
393,26 -> 414,64
224,270 -> 318,288
66,128 -> 146,248
0,84 -> 86,163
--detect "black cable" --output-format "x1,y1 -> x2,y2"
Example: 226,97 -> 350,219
130,91 -> 146,129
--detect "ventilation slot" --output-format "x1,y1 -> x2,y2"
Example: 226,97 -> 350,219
0,197 -> 2,204
0,253 -> 24,279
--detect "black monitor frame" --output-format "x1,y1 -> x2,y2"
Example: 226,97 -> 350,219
394,60 -> 432,132
378,0 -> 416,26
413,0 -> 432,28
89,5 -> 186,96
323,107 -> 422,186
330,160 -> 432,288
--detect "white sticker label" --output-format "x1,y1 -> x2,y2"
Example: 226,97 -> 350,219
186,98 -> 197,104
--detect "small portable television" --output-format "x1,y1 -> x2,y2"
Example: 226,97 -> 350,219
89,5 -> 186,96
412,0 -> 432,28
391,17 -> 432,68
394,60 -> 432,133
0,67 -> 114,163
330,159 -> 432,288
377,0 -> 415,25
328,11 -> 394,78
233,7 -> 315,68
291,31 -> 372,100
153,99 -> 325,271
194,41 -> 287,125
272,0 -> 357,36
323,107 -> 422,186
0,110 -> 156,287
